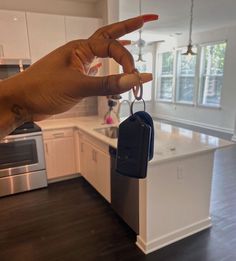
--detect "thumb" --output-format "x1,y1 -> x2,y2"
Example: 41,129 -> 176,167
119,73 -> 152,92
80,72 -> 153,97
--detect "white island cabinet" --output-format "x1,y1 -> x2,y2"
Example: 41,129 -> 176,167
134,123 -> 233,254
78,130 -> 110,202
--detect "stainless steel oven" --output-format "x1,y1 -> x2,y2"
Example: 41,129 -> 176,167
0,123 -> 47,197
0,58 -> 31,79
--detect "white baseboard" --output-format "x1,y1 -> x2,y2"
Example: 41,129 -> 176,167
48,173 -> 80,184
136,218 -> 212,255
154,113 -> 233,135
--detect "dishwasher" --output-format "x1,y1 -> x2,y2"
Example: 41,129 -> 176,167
109,146 -> 139,234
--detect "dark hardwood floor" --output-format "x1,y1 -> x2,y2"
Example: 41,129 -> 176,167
1,145 -> 236,261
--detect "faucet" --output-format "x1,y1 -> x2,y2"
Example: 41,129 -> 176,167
116,99 -> 131,122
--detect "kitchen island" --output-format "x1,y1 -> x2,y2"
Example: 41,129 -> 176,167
38,117 -> 233,254
135,122 -> 233,253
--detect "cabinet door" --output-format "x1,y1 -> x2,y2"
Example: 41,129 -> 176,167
80,139 -> 96,187
53,136 -> 76,178
44,139 -> 55,179
65,16 -> 102,41
26,12 -> 66,63
96,149 -> 111,202
0,10 -> 30,58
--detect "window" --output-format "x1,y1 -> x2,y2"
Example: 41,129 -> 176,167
199,42 -> 226,107
176,48 -> 197,103
156,41 -> 227,108
158,52 -> 174,101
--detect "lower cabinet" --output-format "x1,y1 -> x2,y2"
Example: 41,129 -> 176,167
43,127 -> 111,201
79,131 -> 111,202
43,128 -> 76,181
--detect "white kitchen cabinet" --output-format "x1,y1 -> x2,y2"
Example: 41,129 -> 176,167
0,10 -> 30,58
80,139 -> 96,187
96,148 -> 110,202
65,16 -> 102,42
79,131 -> 111,202
26,12 -> 66,63
43,128 -> 76,182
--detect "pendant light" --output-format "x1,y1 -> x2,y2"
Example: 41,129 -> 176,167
136,0 -> 146,62
182,0 -> 197,56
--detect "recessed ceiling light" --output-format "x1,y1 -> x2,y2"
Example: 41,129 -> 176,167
13,17 -> 18,21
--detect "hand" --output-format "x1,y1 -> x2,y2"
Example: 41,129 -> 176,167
14,14 -> 158,121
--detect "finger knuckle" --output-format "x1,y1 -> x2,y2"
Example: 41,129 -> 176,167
101,76 -> 119,95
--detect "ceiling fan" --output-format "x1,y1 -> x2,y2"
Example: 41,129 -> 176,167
129,0 -> 164,62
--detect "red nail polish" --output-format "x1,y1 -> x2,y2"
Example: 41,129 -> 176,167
96,63 -> 102,68
142,14 -> 159,23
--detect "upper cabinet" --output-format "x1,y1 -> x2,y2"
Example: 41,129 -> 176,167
26,12 -> 66,63
0,10 -> 103,62
0,10 -> 30,59
65,16 -> 102,42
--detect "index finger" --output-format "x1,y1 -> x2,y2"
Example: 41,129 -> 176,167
90,14 -> 158,40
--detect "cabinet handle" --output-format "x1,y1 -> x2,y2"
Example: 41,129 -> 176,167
0,44 -> 4,57
92,150 -> 97,162
81,143 -> 84,152
53,133 -> 64,138
46,143 -> 48,154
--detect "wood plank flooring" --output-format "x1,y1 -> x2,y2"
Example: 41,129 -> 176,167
0,145 -> 236,261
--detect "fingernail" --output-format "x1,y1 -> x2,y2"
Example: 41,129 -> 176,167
96,63 -> 102,68
142,14 -> 159,23
119,73 -> 153,91
140,73 -> 153,83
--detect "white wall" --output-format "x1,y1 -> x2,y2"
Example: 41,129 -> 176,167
153,25 -> 236,133
0,0 -> 99,17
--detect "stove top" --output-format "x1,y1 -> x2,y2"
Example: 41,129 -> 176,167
10,122 -> 41,135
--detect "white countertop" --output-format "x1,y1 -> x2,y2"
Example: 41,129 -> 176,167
37,116 -> 234,165
37,116 -> 118,148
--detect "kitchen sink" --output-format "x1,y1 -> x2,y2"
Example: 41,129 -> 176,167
94,126 -> 119,139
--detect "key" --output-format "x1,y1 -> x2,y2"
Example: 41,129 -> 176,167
116,70 -> 154,179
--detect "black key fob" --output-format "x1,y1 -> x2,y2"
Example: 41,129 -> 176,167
134,111 -> 154,161
116,113 -> 151,179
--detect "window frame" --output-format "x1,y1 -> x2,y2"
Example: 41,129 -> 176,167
156,51 -> 176,103
197,40 -> 227,109
175,47 -> 199,105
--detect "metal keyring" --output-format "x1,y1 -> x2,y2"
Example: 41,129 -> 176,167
130,98 -> 146,115
132,69 -> 143,101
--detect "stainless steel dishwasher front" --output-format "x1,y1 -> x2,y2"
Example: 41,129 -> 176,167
109,146 -> 139,234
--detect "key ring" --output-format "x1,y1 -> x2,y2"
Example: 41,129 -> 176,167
130,98 -> 146,115
132,68 -> 143,101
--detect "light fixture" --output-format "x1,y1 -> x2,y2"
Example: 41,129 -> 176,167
182,0 -> 197,56
136,0 -> 146,62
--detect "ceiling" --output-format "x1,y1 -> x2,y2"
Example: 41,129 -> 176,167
61,0 -> 236,41
119,0 -> 236,40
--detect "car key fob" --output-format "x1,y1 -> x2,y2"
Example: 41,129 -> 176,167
134,111 -> 154,161
116,111 -> 154,179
